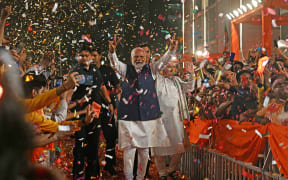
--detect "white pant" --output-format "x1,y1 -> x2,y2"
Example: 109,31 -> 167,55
154,153 -> 182,177
123,147 -> 149,180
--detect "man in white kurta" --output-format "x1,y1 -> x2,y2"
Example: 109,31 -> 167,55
107,34 -> 177,180
152,56 -> 195,179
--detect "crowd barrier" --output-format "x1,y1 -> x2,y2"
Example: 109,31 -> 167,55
182,118 -> 288,178
180,144 -> 286,180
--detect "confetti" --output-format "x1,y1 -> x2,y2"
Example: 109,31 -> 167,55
226,124 -> 232,130
241,129 -> 247,133
199,133 -> 211,139
122,98 -> 128,104
52,3 -> 58,13
263,96 -> 270,108
255,129 -> 262,138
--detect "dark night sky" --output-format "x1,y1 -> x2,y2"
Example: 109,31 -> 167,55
1,0 -> 183,74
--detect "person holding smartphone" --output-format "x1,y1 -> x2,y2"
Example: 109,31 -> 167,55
70,45 -> 113,179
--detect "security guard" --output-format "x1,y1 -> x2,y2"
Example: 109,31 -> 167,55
71,46 -> 113,180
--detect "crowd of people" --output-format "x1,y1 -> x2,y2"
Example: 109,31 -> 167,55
1,4 -> 288,180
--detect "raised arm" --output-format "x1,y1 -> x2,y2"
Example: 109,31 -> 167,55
21,72 -> 81,113
151,33 -> 178,75
108,34 -> 127,77
0,6 -> 11,45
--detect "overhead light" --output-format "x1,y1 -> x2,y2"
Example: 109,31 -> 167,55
226,14 -> 232,20
237,8 -> 243,15
241,5 -> 248,12
171,56 -> 177,60
247,3 -> 253,10
196,50 -> 202,57
233,10 -> 239,17
257,0 -> 262,3
252,0 -> 258,7
202,49 -> 209,58
229,13 -> 235,18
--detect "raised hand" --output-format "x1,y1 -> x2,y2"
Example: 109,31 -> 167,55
109,34 -> 122,53
1,6 -> 11,20
63,72 -> 83,89
10,49 -> 20,61
41,51 -> 55,67
85,104 -> 96,124
169,33 -> 178,51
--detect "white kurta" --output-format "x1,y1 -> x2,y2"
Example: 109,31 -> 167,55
108,50 -> 175,150
152,75 -> 194,156
118,119 -> 170,150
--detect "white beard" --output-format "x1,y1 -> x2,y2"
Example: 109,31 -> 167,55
132,62 -> 145,70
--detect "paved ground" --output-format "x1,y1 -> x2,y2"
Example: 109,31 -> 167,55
52,132 -> 190,180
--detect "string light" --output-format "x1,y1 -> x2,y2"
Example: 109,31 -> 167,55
237,8 -> 243,15
247,3 -> 253,10
240,5 -> 248,12
226,14 -> 232,20
252,0 -> 258,8
233,10 -> 240,17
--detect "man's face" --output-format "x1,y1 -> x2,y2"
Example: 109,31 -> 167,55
131,49 -> 146,69
79,50 -> 91,65
142,46 -> 151,64
91,51 -> 101,66
162,59 -> 178,76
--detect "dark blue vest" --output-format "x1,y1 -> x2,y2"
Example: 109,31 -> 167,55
118,64 -> 161,121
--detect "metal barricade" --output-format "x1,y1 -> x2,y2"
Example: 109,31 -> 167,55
180,144 -> 287,180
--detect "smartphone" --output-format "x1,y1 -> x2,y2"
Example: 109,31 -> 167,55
56,78 -> 63,87
85,75 -> 93,86
78,75 -> 86,85
224,63 -> 232,70
58,125 -> 71,132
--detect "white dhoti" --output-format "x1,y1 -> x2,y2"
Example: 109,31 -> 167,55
119,118 -> 170,180
118,118 -> 171,150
